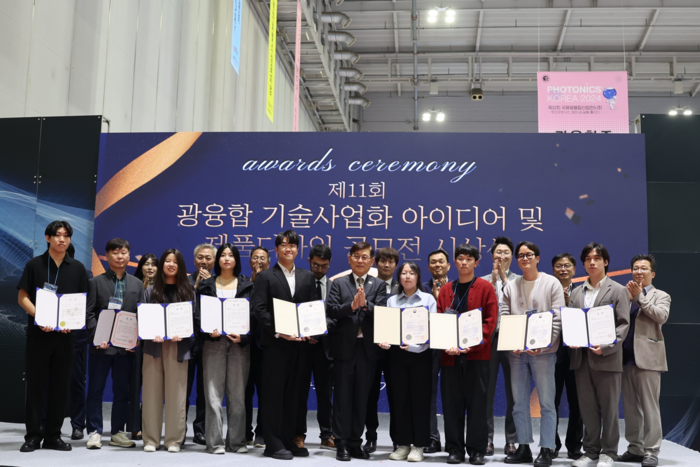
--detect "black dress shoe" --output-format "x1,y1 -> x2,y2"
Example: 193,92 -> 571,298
290,445 -> 309,457
349,446 -> 370,459
504,443 -> 517,455
485,442 -> 494,456
71,428 -> 84,440
618,451 -> 645,462
642,454 -> 659,467
363,439 -> 377,453
469,452 -> 486,465
337,445 -> 351,461
504,444 -> 533,464
263,448 -> 293,460
424,438 -> 442,453
193,432 -> 206,445
568,450 -> 584,460
447,450 -> 464,464
42,438 -> 72,451
534,448 -> 553,466
20,439 -> 40,452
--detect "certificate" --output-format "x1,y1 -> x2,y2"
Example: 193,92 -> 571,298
93,309 -> 117,346
373,306 -> 401,346
34,288 -> 86,330
401,306 -> 429,345
200,295 -> 224,334
223,298 -> 250,336
525,311 -> 553,350
297,301 -> 327,337
165,302 -> 194,339
274,298 -> 301,336
429,313 -> 458,350
458,308 -> 483,349
111,311 -> 138,348
586,304 -> 617,346
497,315 -> 528,351
137,303 -> 166,340
560,307 -> 589,347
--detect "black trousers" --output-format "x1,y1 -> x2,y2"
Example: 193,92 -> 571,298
554,345 -> 584,453
260,345 -> 309,453
486,331 -> 516,444
296,342 -> 334,440
245,341 -> 264,440
365,355 -> 394,442
69,330 -> 88,431
429,349 -> 441,442
186,336 -> 206,436
126,344 -> 143,434
25,329 -> 74,443
333,339 -> 376,448
389,347 -> 432,447
441,357 -> 490,457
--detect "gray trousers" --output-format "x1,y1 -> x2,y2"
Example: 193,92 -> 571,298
622,365 -> 662,456
486,332 -> 517,445
574,352 -> 621,459
202,339 -> 250,453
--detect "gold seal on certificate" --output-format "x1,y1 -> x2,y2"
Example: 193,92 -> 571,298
34,288 -> 86,331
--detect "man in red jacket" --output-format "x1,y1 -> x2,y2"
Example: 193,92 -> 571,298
438,243 -> 498,466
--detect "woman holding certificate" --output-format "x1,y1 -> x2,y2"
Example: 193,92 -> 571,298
197,243 -> 254,454
377,262 -> 436,462
141,249 -> 196,453
501,241 -> 565,467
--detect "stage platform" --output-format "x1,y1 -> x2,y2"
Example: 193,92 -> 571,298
1,407 -> 698,466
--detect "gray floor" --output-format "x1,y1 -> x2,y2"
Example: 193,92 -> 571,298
1,406 -> 699,466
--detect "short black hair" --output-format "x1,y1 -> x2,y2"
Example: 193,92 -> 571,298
631,254 -> 656,273
396,261 -> 425,294
427,249 -> 449,263
551,253 -> 576,268
251,246 -> 270,261
490,236 -> 514,255
214,243 -> 242,277
45,220 -> 73,238
349,241 -> 374,258
275,230 -> 300,247
515,241 -> 540,258
105,238 -> 131,253
375,247 -> 399,264
454,243 -> 480,261
309,244 -> 332,261
581,242 -> 610,273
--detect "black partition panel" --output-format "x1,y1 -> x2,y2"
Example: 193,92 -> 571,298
640,114 -> 700,450
0,116 -> 100,423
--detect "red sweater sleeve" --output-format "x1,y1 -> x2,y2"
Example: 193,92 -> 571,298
465,278 -> 498,360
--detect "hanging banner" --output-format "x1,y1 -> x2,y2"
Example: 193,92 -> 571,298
537,71 -> 629,134
266,0 -> 278,122
293,0 -> 302,131
231,0 -> 242,74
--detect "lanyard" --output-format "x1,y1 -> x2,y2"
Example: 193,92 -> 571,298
450,278 -> 476,312
519,275 -> 540,310
47,255 -> 60,286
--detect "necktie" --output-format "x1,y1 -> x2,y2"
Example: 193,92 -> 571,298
316,280 -> 322,299
357,277 -> 365,336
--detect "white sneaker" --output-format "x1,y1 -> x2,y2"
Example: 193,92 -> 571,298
407,446 -> 424,462
167,445 -> 180,453
213,446 -> 225,454
109,431 -> 136,448
390,446 -> 411,460
573,455 -> 598,467
597,454 -> 615,467
235,445 -> 248,453
87,431 -> 102,449
144,444 -> 157,452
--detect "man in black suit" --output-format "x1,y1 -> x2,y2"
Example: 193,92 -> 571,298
295,244 -> 336,450
252,230 -> 319,460
84,238 -> 144,449
327,242 -> 388,461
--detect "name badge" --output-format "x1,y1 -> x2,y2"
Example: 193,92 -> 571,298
43,283 -> 58,293
445,307 -> 457,315
525,309 -> 537,315
108,297 -> 123,310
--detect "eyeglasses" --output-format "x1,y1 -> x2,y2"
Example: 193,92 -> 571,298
554,264 -> 572,270
350,254 -> 371,262
517,253 -> 535,260
494,250 -> 511,257
311,263 -> 330,270
632,267 -> 651,272
400,272 -> 417,277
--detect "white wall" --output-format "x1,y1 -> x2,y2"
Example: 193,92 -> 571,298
0,0 -> 317,132
359,93 -> 700,133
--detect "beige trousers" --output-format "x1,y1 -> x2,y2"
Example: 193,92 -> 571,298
142,341 -> 188,448
622,365 -> 662,456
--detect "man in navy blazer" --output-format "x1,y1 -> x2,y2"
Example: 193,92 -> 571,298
251,230 -> 319,460
327,242 -> 388,461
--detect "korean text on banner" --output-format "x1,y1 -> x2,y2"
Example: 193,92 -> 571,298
231,0 -> 242,74
266,0 -> 278,122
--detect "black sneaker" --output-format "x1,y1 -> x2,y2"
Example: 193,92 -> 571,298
504,444 -> 533,464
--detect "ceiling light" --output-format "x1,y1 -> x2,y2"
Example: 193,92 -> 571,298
684,108 -> 693,116
446,9 -> 455,17
669,107 -> 678,116
436,112 -> 445,122
427,16 -> 436,23
445,15 -> 455,23
422,112 -> 431,122
428,9 -> 438,17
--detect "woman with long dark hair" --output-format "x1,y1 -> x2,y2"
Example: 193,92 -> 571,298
141,249 -> 195,453
135,254 -> 158,289
197,244 -> 254,454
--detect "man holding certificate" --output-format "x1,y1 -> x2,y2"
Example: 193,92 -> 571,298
251,230 -> 319,460
436,243 -> 497,465
568,243 -> 630,467
85,238 -> 143,449
17,220 -> 89,453
326,242 -> 388,462
501,241 -> 565,467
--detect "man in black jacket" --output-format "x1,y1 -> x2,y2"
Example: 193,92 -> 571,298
85,238 -> 144,449
251,230 -> 319,460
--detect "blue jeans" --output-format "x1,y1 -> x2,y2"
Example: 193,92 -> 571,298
509,352 -> 557,450
86,352 -> 134,435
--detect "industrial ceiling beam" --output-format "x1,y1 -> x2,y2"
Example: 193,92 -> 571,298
638,9 -> 661,51
556,9 -> 572,52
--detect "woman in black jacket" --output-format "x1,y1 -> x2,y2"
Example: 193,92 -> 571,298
197,243 -> 254,454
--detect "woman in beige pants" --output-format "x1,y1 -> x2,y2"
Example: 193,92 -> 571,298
141,248 -> 196,453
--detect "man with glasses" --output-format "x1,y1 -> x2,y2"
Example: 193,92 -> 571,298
618,255 -> 670,467
327,242 -> 388,461
251,230 -> 319,460
294,244 -> 336,450
480,237 -> 519,457
569,243 -> 630,467
551,253 -> 584,460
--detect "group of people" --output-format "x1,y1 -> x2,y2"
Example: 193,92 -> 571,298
16,220 -> 670,467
